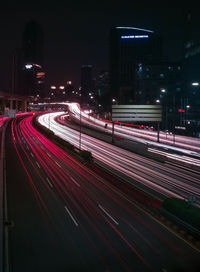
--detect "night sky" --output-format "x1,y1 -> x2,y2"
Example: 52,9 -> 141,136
0,2 -> 188,91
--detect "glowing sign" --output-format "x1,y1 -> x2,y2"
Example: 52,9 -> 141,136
121,35 -> 149,39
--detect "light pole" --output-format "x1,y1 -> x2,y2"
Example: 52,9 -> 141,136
79,105 -> 82,150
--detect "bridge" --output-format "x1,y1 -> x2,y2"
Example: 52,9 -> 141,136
0,91 -> 33,114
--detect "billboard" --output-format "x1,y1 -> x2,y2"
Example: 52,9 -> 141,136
112,105 -> 162,122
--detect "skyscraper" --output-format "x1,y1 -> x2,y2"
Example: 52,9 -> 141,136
110,26 -> 162,104
22,20 -> 44,66
18,21 -> 45,97
80,65 -> 93,104
182,10 -> 200,134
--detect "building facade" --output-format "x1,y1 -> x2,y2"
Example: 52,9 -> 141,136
110,26 -> 162,104
18,21 -> 45,98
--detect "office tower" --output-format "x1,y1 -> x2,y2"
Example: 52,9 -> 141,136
19,21 -> 45,97
110,26 -> 162,104
80,65 -> 93,104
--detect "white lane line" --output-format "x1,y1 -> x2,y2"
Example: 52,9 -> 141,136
64,206 -> 78,227
30,152 -> 34,157
46,177 -> 53,188
36,162 -> 41,168
71,177 -> 80,187
27,146 -> 29,150
98,204 -> 119,226
55,161 -> 61,168
47,153 -> 52,158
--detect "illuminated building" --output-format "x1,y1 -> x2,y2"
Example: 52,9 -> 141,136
110,26 -> 162,104
135,61 -> 182,130
182,11 -> 200,135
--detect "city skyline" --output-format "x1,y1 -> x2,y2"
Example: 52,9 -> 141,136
0,3 -> 194,90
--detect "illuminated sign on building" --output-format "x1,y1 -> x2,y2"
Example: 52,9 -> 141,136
121,35 -> 149,39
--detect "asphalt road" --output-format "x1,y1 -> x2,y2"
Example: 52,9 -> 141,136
39,112 -> 200,205
5,116 -> 200,271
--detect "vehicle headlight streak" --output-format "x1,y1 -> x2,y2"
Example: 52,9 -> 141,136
38,112 -> 200,205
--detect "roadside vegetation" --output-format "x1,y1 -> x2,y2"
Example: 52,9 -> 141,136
163,197 -> 200,231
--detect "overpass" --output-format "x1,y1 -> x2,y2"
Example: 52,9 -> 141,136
0,91 -> 33,114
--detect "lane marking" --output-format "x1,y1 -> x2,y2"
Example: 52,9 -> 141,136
64,206 -> 78,227
36,162 -> 41,168
47,153 -> 52,158
30,152 -> 34,157
46,177 -> 53,188
98,204 -> 119,225
71,177 -> 80,187
55,161 -> 61,168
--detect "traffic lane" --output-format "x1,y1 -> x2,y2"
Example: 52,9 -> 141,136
10,118 -> 154,271
11,117 -> 200,271
69,168 -> 200,272
8,120 -> 117,272
26,117 -> 200,271
18,118 -> 156,270
52,114 -> 200,203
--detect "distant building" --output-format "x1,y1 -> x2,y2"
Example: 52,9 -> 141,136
18,21 -> 45,98
95,70 -> 110,110
182,11 -> 200,135
135,61 -> 182,130
80,65 -> 93,104
110,26 -> 162,104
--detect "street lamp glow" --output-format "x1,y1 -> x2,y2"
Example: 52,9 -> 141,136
156,99 -> 160,103
186,105 -> 190,108
25,64 -> 33,69
59,86 -> 65,90
112,98 -> 116,102
161,89 -> 166,93
192,82 -> 199,86
51,85 -> 56,90
63,91 -> 66,94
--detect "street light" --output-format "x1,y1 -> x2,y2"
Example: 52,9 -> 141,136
25,64 -> 33,69
161,89 -> 166,93
192,82 -> 199,86
156,99 -> 160,103
51,85 -> 56,90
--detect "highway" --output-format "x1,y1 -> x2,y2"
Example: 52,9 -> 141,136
66,102 -> 200,155
38,112 -> 200,206
5,115 -> 200,271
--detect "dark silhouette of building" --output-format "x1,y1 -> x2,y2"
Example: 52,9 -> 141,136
135,61 -> 182,130
182,10 -> 200,135
110,26 -> 162,104
80,65 -> 93,104
18,21 -> 45,97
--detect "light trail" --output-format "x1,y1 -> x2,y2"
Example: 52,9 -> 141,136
64,102 -> 200,154
7,114 -> 200,271
38,112 -> 200,205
